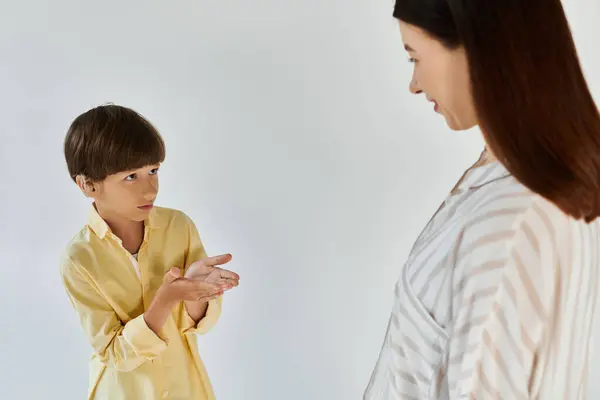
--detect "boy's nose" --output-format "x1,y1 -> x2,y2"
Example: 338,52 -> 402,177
144,190 -> 157,202
143,181 -> 158,201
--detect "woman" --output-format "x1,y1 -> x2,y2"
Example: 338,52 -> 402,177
365,1 -> 600,399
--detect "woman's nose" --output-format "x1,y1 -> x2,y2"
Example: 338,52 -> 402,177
409,78 -> 422,94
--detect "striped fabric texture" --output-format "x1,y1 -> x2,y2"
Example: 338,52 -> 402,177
364,151 -> 600,399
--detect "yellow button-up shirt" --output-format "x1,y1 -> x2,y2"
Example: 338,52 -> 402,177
60,205 -> 222,400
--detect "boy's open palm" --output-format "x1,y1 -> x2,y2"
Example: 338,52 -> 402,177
161,268 -> 227,302
185,254 -> 240,291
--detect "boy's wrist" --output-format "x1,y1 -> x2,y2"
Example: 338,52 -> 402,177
156,285 -> 179,308
184,298 -> 210,306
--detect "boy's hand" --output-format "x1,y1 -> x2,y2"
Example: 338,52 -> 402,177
160,267 -> 228,302
145,267 -> 226,336
184,254 -> 240,291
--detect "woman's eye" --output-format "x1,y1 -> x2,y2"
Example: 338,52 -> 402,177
408,57 -> 417,63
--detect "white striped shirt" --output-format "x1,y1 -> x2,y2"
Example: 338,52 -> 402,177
364,151 -> 600,399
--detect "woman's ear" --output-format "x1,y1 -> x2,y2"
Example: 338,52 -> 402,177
75,175 -> 96,198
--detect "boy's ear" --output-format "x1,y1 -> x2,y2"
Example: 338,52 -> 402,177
75,175 -> 96,197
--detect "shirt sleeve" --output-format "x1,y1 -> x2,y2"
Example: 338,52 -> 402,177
60,258 -> 168,372
447,205 -> 559,399
178,213 -> 223,335
180,298 -> 223,335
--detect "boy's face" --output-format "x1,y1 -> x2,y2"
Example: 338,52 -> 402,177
80,164 -> 160,222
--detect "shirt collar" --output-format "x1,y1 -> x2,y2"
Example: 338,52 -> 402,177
88,203 -> 160,240
455,148 -> 511,193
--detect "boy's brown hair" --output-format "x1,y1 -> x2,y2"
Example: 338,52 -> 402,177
64,104 -> 166,182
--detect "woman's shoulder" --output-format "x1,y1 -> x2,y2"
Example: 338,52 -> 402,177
463,175 -> 577,256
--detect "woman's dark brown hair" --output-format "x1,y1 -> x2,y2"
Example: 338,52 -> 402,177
395,0 -> 600,222
64,104 -> 166,182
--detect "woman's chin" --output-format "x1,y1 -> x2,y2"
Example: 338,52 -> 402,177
443,114 -> 477,131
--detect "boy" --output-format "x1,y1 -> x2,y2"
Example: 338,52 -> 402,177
59,104 -> 240,400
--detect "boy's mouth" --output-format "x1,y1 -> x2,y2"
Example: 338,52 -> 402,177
138,204 -> 154,211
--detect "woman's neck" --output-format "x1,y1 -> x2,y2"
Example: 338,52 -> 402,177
478,145 -> 497,166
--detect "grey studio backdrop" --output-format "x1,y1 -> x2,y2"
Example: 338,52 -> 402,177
1,0 -> 599,399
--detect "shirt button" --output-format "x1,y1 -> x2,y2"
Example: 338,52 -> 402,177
162,390 -> 169,398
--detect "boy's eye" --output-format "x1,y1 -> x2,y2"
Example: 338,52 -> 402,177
124,167 -> 158,181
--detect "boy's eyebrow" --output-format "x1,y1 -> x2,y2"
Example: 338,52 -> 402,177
125,163 -> 161,173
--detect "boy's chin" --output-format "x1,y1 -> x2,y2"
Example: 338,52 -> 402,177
131,209 -> 152,221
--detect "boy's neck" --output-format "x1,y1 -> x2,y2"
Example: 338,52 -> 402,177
94,202 -> 145,253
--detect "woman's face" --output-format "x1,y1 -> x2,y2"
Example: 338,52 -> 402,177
399,21 -> 477,131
